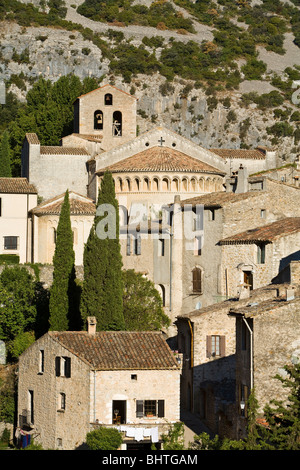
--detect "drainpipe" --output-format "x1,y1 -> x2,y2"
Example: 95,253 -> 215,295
93,370 -> 96,423
188,320 -> 194,411
169,230 -> 173,312
242,316 -> 253,389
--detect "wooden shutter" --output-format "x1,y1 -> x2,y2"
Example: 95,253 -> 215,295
157,400 -> 165,418
136,400 -> 144,417
220,336 -> 226,357
55,357 -> 61,377
136,234 -> 141,255
192,268 -> 202,293
126,235 -> 131,256
206,336 -> 212,358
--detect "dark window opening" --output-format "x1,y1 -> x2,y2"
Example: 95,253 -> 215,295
105,93 -> 113,105
4,236 -> 18,250
192,267 -> 202,293
112,400 -> 126,424
113,111 -> 122,136
94,110 -> 103,130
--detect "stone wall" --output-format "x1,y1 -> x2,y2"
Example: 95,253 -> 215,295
17,334 -> 91,450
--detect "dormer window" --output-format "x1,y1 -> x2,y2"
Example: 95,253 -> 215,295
105,93 -> 113,105
94,110 -> 103,130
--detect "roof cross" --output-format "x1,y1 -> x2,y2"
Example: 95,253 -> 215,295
158,137 -> 165,146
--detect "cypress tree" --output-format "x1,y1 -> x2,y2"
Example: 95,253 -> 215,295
49,190 -> 76,331
81,171 -> 124,330
0,131 -> 12,177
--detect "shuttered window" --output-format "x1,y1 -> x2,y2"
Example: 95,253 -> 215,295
136,400 -> 165,418
192,267 -> 202,293
55,356 -> 71,378
206,335 -> 225,358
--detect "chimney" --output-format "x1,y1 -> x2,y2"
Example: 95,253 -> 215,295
236,165 -> 248,193
87,316 -> 97,335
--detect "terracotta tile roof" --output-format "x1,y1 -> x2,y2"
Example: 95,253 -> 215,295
70,133 -> 103,142
40,146 -> 89,156
98,146 -> 225,175
49,331 -> 179,370
0,177 -> 37,194
229,295 -> 299,318
31,192 -> 95,216
220,217 -> 300,244
25,133 -> 40,145
179,190 -> 259,208
210,148 -> 266,160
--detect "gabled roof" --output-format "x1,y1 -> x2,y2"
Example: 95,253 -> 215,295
210,148 -> 266,160
76,83 -> 137,101
40,146 -> 89,156
48,331 -> 179,370
0,177 -> 37,194
219,217 -> 300,244
97,146 -> 225,175
31,191 -> 95,216
179,190 -> 260,208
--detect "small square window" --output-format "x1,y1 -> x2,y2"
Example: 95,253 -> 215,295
131,374 -> 137,380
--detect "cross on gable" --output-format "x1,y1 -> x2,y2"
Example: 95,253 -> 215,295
158,137 -> 165,146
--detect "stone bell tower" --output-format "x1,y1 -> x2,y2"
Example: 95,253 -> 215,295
73,84 -> 137,151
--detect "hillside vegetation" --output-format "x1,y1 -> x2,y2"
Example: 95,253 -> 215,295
0,0 -> 300,172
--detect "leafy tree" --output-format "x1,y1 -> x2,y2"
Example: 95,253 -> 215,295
49,190 -> 77,331
122,269 -> 170,331
81,172 -> 124,331
0,131 -> 11,177
161,422 -> 185,450
0,267 -> 37,343
86,427 -> 123,450
262,363 -> 300,450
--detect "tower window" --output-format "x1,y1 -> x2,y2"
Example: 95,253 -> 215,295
113,111 -> 122,136
105,93 -> 113,105
94,110 -> 103,130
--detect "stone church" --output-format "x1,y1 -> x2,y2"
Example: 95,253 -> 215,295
20,84 -> 277,262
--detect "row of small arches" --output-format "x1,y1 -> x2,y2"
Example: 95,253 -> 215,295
113,175 -> 223,193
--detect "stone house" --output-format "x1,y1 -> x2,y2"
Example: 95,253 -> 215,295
0,178 -> 37,264
175,280 -> 290,439
17,317 -> 181,450
176,262 -> 300,439
229,264 -> 300,439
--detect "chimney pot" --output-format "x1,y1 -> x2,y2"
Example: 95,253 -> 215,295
87,316 -> 97,335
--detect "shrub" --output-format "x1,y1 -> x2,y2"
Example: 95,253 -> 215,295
86,427 -> 123,450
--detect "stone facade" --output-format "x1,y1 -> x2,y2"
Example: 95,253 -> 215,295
177,270 -> 300,439
229,276 -> 300,438
17,322 -> 181,450
0,178 -> 37,264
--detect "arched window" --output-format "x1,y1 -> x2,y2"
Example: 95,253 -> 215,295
158,284 -> 166,307
162,178 -> 169,191
171,178 -> 179,191
153,177 -> 159,191
143,177 -> 150,191
133,178 -> 140,191
105,93 -> 113,105
94,110 -> 103,130
113,111 -> 122,136
192,267 -> 202,294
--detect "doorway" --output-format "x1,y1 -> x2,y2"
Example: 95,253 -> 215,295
112,400 -> 126,424
243,270 -> 253,290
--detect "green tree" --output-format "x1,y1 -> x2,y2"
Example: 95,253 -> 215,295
0,266 -> 37,343
0,131 -> 12,177
81,172 -> 124,330
262,362 -> 300,450
86,427 -> 123,450
122,269 -> 170,331
49,190 -> 77,331
161,422 -> 185,450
